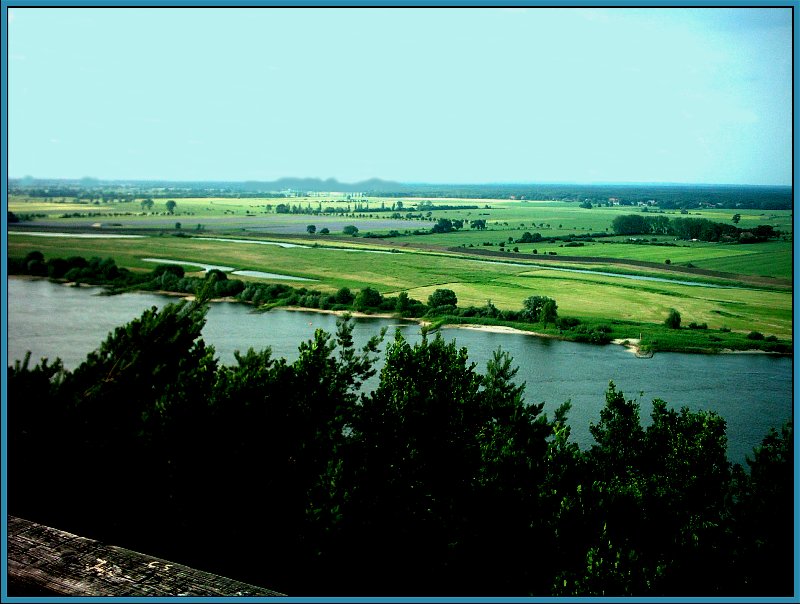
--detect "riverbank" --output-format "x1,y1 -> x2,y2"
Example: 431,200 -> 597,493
272,306 -> 789,357
9,274 -> 792,356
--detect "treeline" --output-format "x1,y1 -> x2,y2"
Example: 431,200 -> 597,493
10,179 -> 792,210
9,252 -> 791,354
370,184 -> 792,210
9,252 -> 576,328
612,214 -> 781,242
8,299 -> 793,596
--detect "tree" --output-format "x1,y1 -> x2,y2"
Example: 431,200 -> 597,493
320,227 -> 330,235
517,232 -> 543,244
337,332 -> 556,593
522,295 -> 555,322
664,308 -> 681,329
395,291 -> 410,314
732,213 -> 742,224
334,287 -> 354,305
165,200 -> 177,214
427,288 -> 458,309
431,218 -> 454,234
611,214 -> 650,236
206,268 -> 228,282
580,200 -> 593,209
354,287 -> 382,310
729,422 -> 794,595
343,225 -> 359,236
141,198 -> 154,212
540,298 -> 558,327
470,219 -> 487,230
175,222 -> 182,230
307,225 -> 317,235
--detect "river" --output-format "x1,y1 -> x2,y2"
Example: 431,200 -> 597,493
7,277 -> 792,464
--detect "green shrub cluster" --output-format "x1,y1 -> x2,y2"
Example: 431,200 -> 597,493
7,302 -> 793,596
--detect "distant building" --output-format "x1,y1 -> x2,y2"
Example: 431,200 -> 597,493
306,191 -> 364,198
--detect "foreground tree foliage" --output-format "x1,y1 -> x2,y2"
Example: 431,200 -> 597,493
7,300 -> 794,596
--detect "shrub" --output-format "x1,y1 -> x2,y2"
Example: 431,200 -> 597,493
425,304 -> 457,317
46,258 -> 69,279
747,331 -> 765,340
206,269 -> 228,281
664,308 -> 682,329
354,287 -> 383,311
24,250 -> 45,264
688,322 -> 708,330
152,264 -> 185,279
335,287 -> 355,305
428,289 -> 458,309
556,317 -> 581,330
321,295 -> 336,310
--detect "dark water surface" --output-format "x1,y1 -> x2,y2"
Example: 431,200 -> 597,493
8,278 -> 792,464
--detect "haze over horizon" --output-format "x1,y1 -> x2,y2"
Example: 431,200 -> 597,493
8,175 -> 793,189
8,7 -> 792,186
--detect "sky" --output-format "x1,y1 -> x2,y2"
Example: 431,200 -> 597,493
7,7 -> 793,186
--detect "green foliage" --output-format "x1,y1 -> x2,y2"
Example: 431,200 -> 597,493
354,286 -> 383,311
342,225 -> 359,236
334,287 -> 354,305
151,263 -> 185,279
430,217 -> 454,233
522,295 -> 556,323
664,308 -> 682,329
427,288 -> 458,309
611,213 -> 777,243
729,423 -> 794,595
205,268 -> 228,281
541,298 -> 558,327
6,308 -> 794,596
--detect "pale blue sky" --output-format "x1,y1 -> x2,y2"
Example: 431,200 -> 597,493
7,7 -> 793,185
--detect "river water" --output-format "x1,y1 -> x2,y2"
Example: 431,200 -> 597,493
7,278 -> 792,464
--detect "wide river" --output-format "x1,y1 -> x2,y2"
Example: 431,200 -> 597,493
7,278 -> 793,465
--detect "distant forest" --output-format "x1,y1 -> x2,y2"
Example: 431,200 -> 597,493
8,178 -> 792,210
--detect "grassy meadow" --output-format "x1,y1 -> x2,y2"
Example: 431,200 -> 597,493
9,193 -> 792,350
8,223 -> 793,343
10,195 -> 793,278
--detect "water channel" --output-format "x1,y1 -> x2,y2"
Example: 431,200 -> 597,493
7,277 -> 792,464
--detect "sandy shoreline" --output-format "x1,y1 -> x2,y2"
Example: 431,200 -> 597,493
11,276 -> 789,355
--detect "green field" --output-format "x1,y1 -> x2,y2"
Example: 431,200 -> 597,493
9,195 -> 793,280
8,230 -> 793,341
8,192 -> 793,348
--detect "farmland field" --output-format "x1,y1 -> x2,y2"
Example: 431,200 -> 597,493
9,192 -> 792,348
8,221 -> 793,341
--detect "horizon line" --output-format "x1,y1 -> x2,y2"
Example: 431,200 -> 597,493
8,176 -> 793,188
